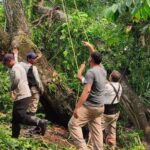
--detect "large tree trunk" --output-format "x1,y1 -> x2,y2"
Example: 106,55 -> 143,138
0,27 -> 10,59
121,78 -> 150,143
1,0 -> 150,144
3,0 -> 75,126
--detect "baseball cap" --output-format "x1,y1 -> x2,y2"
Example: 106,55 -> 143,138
2,53 -> 14,64
26,52 -> 37,59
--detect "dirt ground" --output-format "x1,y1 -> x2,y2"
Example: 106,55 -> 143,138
22,124 -> 75,149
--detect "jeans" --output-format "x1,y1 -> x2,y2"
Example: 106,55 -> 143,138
12,97 -> 39,138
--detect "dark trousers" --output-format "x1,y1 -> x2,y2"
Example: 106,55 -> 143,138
12,97 -> 39,138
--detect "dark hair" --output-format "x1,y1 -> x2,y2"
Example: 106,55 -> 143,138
3,53 -> 15,64
90,52 -> 102,64
110,70 -> 121,82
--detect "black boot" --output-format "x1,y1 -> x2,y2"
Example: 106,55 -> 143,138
12,123 -> 21,138
37,119 -> 48,136
27,112 -> 36,116
27,113 -> 40,132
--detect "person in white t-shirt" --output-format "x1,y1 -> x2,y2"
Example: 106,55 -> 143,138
102,70 -> 122,149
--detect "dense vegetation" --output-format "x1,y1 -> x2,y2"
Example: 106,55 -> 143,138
0,0 -> 150,149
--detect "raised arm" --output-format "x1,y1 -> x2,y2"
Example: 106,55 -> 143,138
34,51 -> 42,62
12,47 -> 19,63
82,41 -> 95,53
77,62 -> 86,82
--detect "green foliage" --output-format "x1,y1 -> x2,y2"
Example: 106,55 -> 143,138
0,113 -> 11,124
32,9 -> 129,90
0,118 -> 74,150
0,64 -> 12,112
23,0 -> 34,22
31,1 -> 150,108
104,0 -> 150,22
0,125 -> 58,150
0,2 -> 5,27
117,125 -> 145,150
102,0 -> 150,105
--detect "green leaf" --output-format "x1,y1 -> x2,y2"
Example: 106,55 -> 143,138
146,0 -> 150,7
63,50 -> 68,57
144,4 -> 150,15
126,0 -> 133,7
111,4 -> 118,13
134,10 -> 141,22
104,8 -> 114,19
140,7 -> 148,20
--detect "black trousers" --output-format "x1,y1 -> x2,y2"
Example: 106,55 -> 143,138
12,97 -> 39,138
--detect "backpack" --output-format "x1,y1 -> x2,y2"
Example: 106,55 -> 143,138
27,65 -> 37,88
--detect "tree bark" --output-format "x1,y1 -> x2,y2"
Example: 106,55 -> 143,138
121,78 -> 150,142
3,0 -> 75,125
32,0 -> 69,26
4,0 -> 29,35
0,27 -> 10,60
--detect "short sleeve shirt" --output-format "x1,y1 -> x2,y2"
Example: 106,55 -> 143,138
84,66 -> 107,107
104,82 -> 122,104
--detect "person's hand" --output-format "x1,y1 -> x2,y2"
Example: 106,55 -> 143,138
73,108 -> 80,119
82,41 -> 95,53
34,51 -> 42,62
12,47 -> 18,56
11,91 -> 17,100
82,41 -> 92,47
37,51 -> 42,59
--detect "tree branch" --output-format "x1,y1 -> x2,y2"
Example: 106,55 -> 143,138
32,0 -> 69,26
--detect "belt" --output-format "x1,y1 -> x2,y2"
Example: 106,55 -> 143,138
104,104 -> 119,115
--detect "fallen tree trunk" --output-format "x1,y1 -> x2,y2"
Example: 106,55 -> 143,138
121,78 -> 150,142
3,0 -> 75,126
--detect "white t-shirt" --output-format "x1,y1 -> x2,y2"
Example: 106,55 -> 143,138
14,54 -> 44,92
104,82 -> 122,104
10,63 -> 31,101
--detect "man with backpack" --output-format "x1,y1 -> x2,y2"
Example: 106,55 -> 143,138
2,53 -> 47,138
13,48 -> 45,133
13,48 -> 44,116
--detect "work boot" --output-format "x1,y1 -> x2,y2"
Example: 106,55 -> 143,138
38,119 -> 48,136
12,123 -> 21,138
28,126 -> 41,135
27,112 -> 36,116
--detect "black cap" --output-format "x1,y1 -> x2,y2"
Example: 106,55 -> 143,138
2,53 -> 14,64
26,52 -> 37,59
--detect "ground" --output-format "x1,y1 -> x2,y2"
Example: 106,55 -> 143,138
21,124 -> 75,149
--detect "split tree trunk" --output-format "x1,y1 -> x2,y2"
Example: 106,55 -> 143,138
1,0 -> 150,144
0,27 -> 10,59
3,0 -> 75,125
121,78 -> 150,142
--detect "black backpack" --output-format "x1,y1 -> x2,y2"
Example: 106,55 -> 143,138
27,65 -> 37,88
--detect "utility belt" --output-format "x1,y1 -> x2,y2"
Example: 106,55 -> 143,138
29,83 -> 37,88
30,86 -> 39,94
104,103 -> 119,115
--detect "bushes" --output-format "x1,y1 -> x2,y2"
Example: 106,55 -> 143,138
0,125 -> 52,150
117,124 -> 145,150
0,64 -> 12,112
